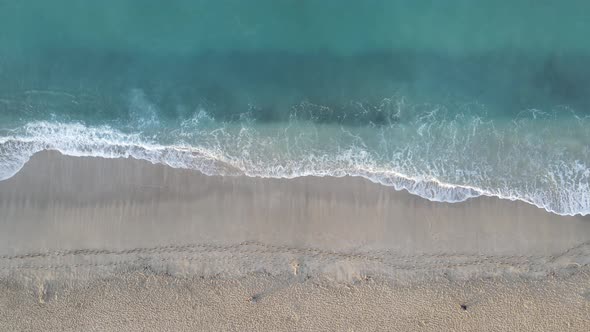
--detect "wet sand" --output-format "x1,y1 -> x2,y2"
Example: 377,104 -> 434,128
0,151 -> 589,331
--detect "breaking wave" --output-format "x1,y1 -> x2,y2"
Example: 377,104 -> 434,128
1,106 -> 589,217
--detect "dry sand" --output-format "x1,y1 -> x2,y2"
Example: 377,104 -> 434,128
0,151 -> 589,331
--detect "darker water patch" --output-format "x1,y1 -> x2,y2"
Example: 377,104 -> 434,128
2,49 -> 590,127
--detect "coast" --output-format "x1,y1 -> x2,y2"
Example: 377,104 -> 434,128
0,150 -> 589,331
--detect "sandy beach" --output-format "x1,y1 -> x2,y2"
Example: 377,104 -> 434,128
3,2 -> 590,330
1,151 -> 589,331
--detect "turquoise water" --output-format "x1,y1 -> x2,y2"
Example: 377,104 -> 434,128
0,1 -> 589,215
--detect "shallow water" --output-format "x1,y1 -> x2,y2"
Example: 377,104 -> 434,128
0,1 -> 589,215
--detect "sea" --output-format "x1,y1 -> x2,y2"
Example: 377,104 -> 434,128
0,1 -> 589,215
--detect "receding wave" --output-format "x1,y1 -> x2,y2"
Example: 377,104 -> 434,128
1,106 -> 589,216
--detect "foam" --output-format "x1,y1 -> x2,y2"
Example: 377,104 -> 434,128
1,120 -> 589,216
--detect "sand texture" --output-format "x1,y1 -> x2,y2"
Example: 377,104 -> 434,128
0,151 -> 589,331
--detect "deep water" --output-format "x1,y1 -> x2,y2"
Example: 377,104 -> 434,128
0,1 -> 589,215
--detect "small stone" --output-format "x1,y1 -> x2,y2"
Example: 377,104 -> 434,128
248,294 -> 261,303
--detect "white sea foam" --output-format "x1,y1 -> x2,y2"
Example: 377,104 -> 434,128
1,119 -> 589,216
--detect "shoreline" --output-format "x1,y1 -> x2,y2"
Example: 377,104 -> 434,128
1,150 -> 589,331
1,151 -> 588,255
2,119 -> 589,217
